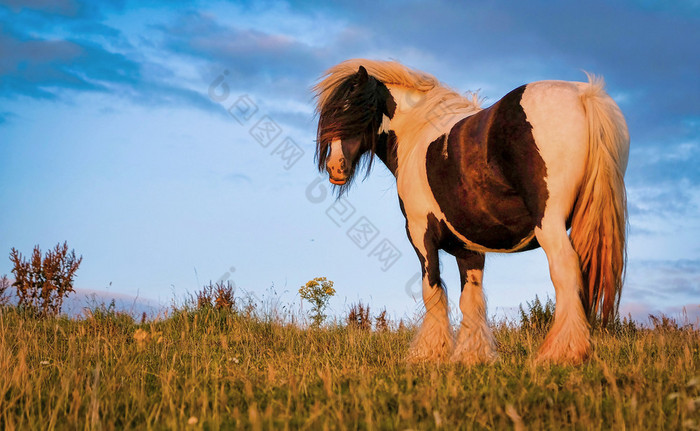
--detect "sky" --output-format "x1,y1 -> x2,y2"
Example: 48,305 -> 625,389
1,0 -> 699,324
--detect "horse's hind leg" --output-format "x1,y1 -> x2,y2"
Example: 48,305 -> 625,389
535,218 -> 591,364
407,230 -> 453,362
451,252 -> 497,365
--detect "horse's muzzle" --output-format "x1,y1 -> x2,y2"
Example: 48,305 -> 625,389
326,157 -> 349,185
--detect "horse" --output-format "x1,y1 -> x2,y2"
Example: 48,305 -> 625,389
313,59 -> 628,365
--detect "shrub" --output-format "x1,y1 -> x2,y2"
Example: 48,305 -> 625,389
518,295 -> 641,334
375,309 -> 389,332
604,313 -> 639,335
194,283 -> 214,310
518,295 -> 555,332
9,242 -> 82,317
214,282 -> 236,310
346,302 -> 389,332
299,277 -> 335,328
347,302 -> 371,330
190,281 -> 237,311
647,314 -> 693,331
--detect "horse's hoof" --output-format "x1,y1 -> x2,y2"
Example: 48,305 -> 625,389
535,339 -> 590,365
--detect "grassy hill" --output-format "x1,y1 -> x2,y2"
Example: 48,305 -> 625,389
1,299 -> 698,430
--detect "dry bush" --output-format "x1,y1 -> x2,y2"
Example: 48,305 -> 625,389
518,295 -> 554,332
195,284 -> 214,309
192,282 -> 237,311
347,301 -> 371,330
9,242 -> 82,317
214,282 -> 236,310
648,313 -> 694,331
375,308 -> 389,332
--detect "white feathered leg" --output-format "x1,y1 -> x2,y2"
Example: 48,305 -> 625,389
406,232 -> 453,362
452,253 -> 497,364
535,221 -> 591,364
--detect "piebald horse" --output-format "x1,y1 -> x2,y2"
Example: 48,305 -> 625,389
313,60 -> 628,364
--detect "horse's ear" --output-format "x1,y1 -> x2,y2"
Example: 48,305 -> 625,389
357,66 -> 369,85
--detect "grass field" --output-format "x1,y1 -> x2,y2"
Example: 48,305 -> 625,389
1,298 -> 698,430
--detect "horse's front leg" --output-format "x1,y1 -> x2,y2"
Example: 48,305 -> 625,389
451,252 -> 498,364
406,228 -> 453,362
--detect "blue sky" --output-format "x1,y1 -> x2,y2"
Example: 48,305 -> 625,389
1,0 -> 699,323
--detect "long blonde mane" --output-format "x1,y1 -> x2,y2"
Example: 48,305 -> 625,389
313,59 -> 482,143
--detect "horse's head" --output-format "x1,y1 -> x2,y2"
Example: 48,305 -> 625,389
315,66 -> 396,190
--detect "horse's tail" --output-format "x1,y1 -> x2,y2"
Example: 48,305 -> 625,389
570,73 -> 629,326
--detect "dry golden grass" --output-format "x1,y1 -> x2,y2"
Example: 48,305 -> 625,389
0,304 -> 698,430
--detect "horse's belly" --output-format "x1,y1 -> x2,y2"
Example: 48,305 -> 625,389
434,178 -> 537,251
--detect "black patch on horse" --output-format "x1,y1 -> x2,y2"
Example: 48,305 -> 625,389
426,85 -> 548,250
374,130 -> 399,175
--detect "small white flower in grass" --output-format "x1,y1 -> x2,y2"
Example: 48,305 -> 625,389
187,416 -> 198,425
228,356 -> 240,364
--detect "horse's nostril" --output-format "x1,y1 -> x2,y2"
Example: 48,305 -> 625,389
326,158 -> 349,178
